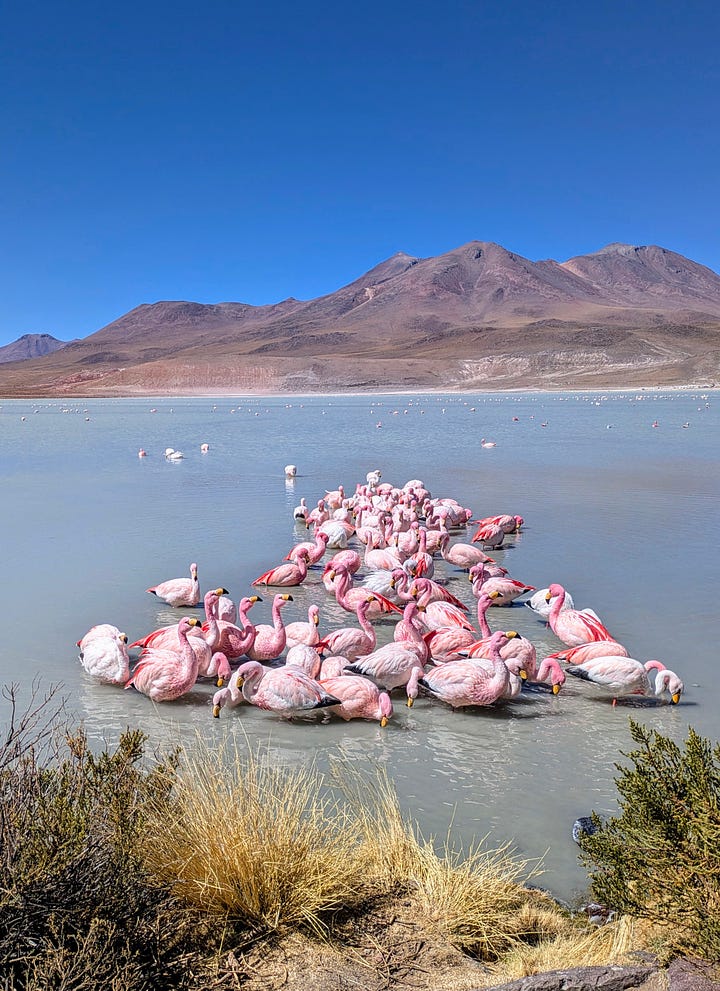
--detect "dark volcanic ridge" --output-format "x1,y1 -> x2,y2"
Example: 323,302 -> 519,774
1,241 -> 719,395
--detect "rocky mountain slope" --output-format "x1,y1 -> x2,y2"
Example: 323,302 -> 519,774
0,333 -> 69,365
1,241 -> 718,395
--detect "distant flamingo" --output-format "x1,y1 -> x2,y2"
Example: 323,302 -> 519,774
252,548 -> 310,587
471,523 -> 505,548
293,497 -> 308,522
480,438 -> 496,448
147,562 -> 200,607
245,593 -> 293,661
231,660 -> 341,718
79,630 -> 130,685
125,617 -> 202,701
545,583 -> 616,647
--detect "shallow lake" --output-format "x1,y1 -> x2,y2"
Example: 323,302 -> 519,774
1,389 -> 718,903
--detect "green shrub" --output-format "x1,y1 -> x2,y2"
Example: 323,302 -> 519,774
578,719 -> 720,962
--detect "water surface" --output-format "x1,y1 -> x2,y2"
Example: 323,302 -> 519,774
1,390 -> 717,903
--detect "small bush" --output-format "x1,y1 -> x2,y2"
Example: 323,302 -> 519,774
578,719 -> 720,962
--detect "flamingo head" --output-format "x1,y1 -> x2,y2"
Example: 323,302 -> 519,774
379,692 -> 393,726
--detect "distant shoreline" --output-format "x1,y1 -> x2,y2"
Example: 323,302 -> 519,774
1,383 -> 718,402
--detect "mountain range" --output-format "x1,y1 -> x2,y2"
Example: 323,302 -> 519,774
1,240 -> 719,396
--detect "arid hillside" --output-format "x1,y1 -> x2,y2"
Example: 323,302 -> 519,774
1,241 -> 719,395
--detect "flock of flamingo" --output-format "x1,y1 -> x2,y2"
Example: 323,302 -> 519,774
77,469 -> 684,726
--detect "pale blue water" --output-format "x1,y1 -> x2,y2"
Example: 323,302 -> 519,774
1,390 -> 718,903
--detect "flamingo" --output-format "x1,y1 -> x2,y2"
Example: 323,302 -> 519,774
545,583 -> 616,647
134,588 -> 227,656
526,586 -> 576,621
409,583 -> 474,631
531,656 -> 566,693
409,631 -> 517,709
285,642 -> 323,678
285,530 -> 329,565
284,464 -> 297,478
463,629 -> 537,680
320,674 -> 394,725
293,497 -> 308,522
325,547 -> 362,575
345,641 -> 424,702
146,562 -> 200,607
245,593 -> 293,662
548,641 -> 629,664
480,438 -> 496,448
252,548 -> 310,587
316,596 -> 377,662
471,523 -> 505,549
285,603 -> 321,650
79,630 -> 130,685
230,660 -> 341,718
565,656 -> 683,705
205,594 -> 262,658
469,564 -> 536,606
77,623 -> 125,650
125,617 -> 202,702
329,565 -> 402,617
439,532 -> 495,571
393,600 -> 430,664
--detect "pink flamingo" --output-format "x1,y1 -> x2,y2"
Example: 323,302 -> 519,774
125,617 -> 202,701
79,630 -> 130,685
393,600 -> 430,664
439,532 -> 495,571
325,548 -> 362,575
319,674 -> 394,725
231,660 -> 341,718
329,565 -> 402,617
471,523 -> 505,549
203,594 -> 261,658
131,586 -> 228,651
285,643 -> 323,678
469,564 -> 536,606
285,603 -> 321,650
252,548 -> 310,587
548,641 -> 629,664
245,593 -> 293,662
545,583 -> 616,647
405,576 -> 467,610
463,629 -> 537,680
566,656 -> 683,704
77,623 -> 125,650
409,582 -> 474,631
285,530 -> 329,565
346,642 -> 425,702
146,562 -> 200,607
316,596 -> 377,662
423,590 -> 498,664
409,630 -> 517,709
532,656 -> 566,694
204,651 -> 232,686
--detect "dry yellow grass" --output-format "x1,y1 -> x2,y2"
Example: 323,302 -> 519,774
142,737 -> 665,978
142,736 -> 365,934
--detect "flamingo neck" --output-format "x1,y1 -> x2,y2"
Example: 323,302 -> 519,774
476,595 -> 492,638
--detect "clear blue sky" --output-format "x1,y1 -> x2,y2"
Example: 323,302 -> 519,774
1,0 -> 718,345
